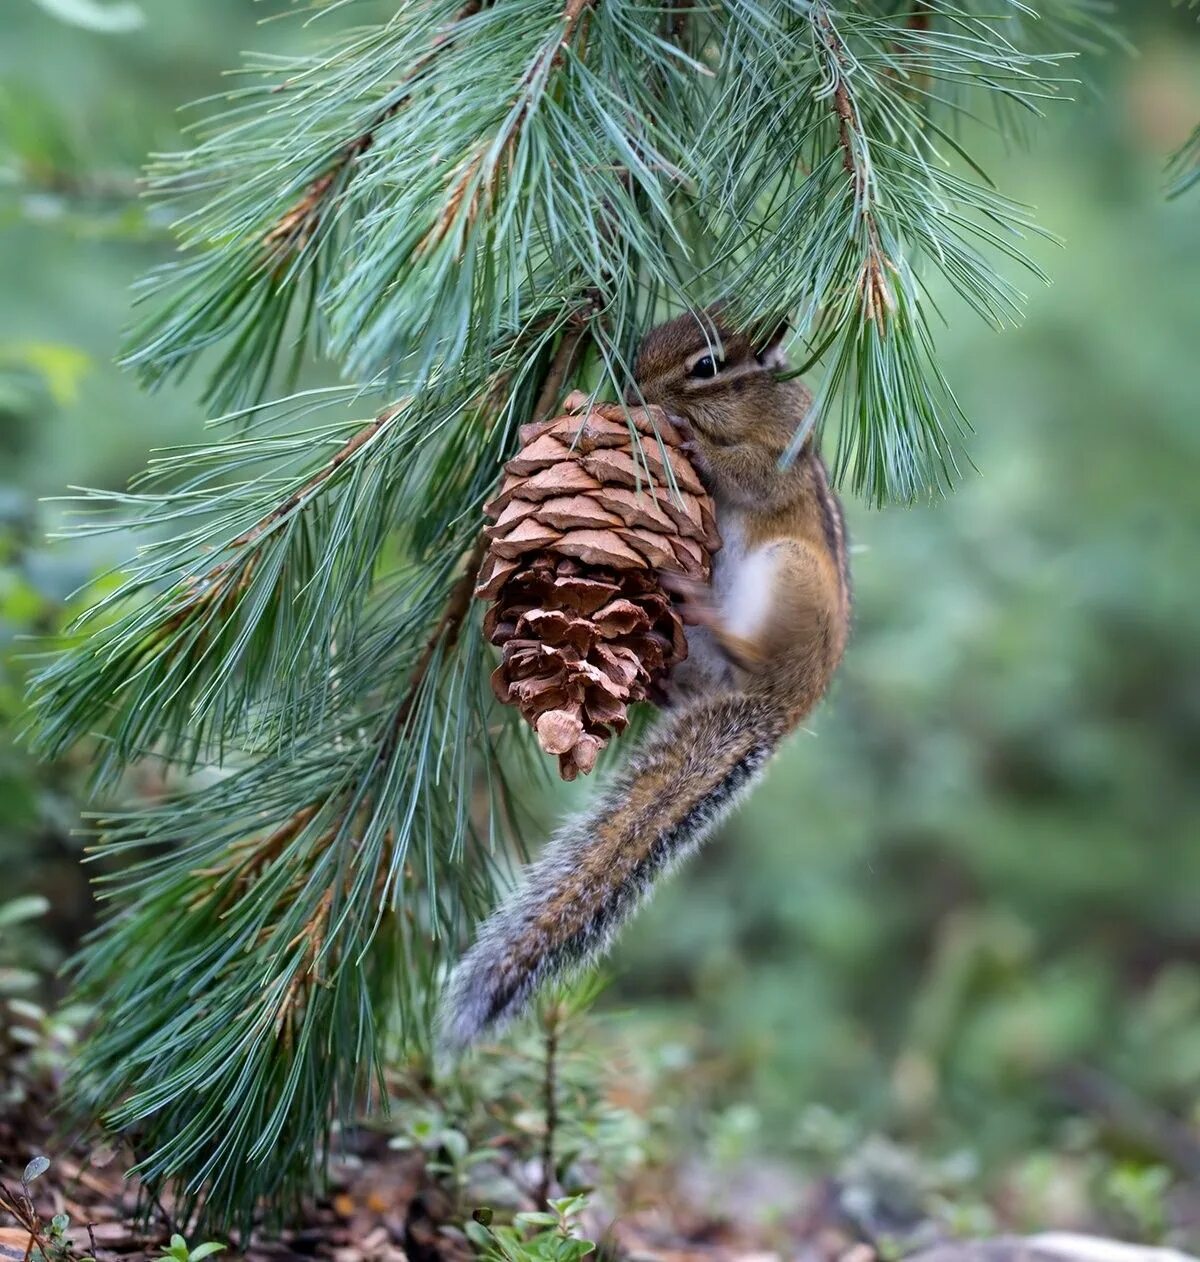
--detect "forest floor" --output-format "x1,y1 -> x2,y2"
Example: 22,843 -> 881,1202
4,1068 -> 1200,1262
3,980 -> 1199,1262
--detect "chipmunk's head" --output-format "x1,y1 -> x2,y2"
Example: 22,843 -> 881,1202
629,306 -> 811,466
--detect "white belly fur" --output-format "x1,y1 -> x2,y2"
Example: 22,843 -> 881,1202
666,509 -> 777,705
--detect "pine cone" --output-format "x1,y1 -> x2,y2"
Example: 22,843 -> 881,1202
476,398 -> 720,779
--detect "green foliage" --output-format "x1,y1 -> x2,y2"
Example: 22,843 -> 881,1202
157,1235 -> 226,1262
389,978 -> 659,1212
466,1197 -> 595,1262
0,896 -> 52,996
115,0 -> 1112,503
1,896 -> 92,1110
28,0 -> 145,34
0,1158 -> 94,1262
786,1108 -> 1196,1253
1100,1164 -> 1173,1244
0,488 -> 94,978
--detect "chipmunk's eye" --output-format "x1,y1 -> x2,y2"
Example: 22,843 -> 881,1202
689,354 -> 723,379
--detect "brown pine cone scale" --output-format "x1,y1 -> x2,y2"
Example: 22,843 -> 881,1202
476,400 -> 719,779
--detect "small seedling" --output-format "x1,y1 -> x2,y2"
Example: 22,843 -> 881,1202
465,1195 -> 595,1262
158,1236 -> 226,1262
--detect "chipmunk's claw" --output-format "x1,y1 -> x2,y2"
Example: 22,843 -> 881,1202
659,570 -> 720,628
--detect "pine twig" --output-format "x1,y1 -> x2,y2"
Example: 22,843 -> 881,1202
264,0 -> 490,261
383,536 -> 486,747
538,999 -> 562,1209
815,6 -> 898,325
0,1178 -> 50,1262
420,0 -> 599,252
173,405 -> 404,627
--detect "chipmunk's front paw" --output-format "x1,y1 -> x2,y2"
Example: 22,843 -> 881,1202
659,570 -> 721,629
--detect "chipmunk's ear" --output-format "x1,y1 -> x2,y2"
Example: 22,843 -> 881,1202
752,315 -> 790,370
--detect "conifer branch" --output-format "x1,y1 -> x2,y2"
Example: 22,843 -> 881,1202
263,0 -> 490,263
411,0 -> 600,256
1168,123 -> 1200,199
818,8 -> 899,327
55,308 -> 594,1232
172,404 -> 405,626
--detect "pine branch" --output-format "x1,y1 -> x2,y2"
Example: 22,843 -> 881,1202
262,0 -> 490,265
58,321 -> 590,1234
417,0 -> 598,254
121,0 -> 504,409
1169,123 -> 1200,199
1167,1 -> 1200,198
707,0 -> 1081,500
820,9 -> 900,327
32,389 -> 421,772
123,0 -> 676,411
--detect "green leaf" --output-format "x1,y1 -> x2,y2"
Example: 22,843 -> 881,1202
0,967 -> 41,993
464,1221 -> 495,1248
187,1243 -> 227,1261
440,1128 -> 469,1163
2,342 -> 92,406
23,1155 -> 50,1183
514,1213 -> 559,1228
28,0 -> 145,33
0,896 -> 51,930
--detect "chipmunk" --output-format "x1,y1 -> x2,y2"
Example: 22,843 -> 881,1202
439,308 -> 851,1054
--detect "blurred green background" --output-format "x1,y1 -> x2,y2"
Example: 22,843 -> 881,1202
2,0 -> 1198,1229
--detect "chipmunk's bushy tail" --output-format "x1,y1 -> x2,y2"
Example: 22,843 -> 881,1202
438,693 -> 785,1055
